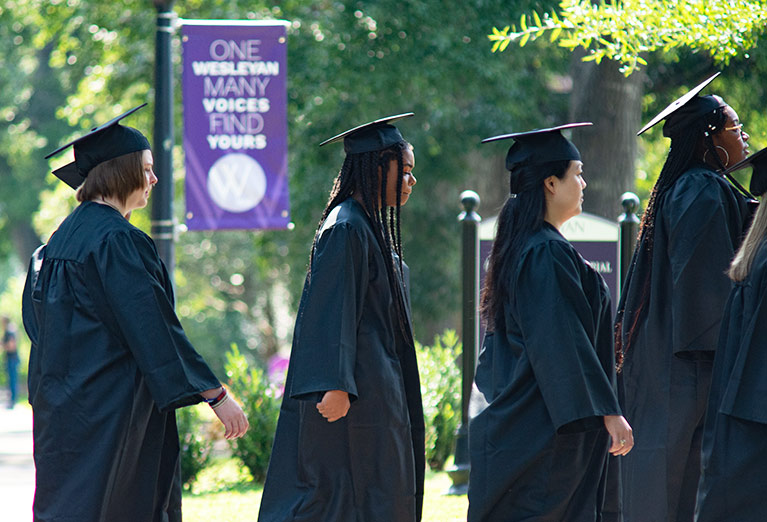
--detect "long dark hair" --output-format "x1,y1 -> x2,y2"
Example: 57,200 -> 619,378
614,98 -> 728,369
313,140 -> 412,338
481,160 -> 571,331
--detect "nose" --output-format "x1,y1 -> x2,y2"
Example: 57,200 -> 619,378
580,176 -> 587,189
742,129 -> 750,142
149,171 -> 158,185
406,172 -> 416,186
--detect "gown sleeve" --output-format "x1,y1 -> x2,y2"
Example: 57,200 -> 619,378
90,229 -> 220,412
664,173 -> 743,356
21,245 -> 45,404
474,332 -> 495,402
288,222 -> 368,402
718,249 -> 767,423
21,245 -> 45,348
513,241 -> 620,432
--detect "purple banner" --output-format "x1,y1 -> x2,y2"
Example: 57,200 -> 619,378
182,21 -> 290,230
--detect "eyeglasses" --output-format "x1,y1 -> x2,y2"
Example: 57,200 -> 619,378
725,122 -> 745,133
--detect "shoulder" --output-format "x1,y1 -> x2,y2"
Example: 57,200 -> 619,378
103,226 -> 158,258
662,167 -> 744,221
521,225 -> 579,261
667,167 -> 735,203
65,205 -> 159,265
116,224 -> 153,243
518,225 -> 582,274
745,239 -> 767,287
308,201 -> 374,275
317,199 -> 372,244
47,203 -> 143,259
88,226 -> 166,285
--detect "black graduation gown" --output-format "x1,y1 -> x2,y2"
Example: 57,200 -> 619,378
21,201 -> 221,522
257,198 -> 425,522
468,223 -> 621,522
617,167 -> 750,522
695,240 -> 767,521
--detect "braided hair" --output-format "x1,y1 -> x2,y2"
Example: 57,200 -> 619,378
481,160 -> 571,331
312,140 -> 412,339
614,95 -> 728,369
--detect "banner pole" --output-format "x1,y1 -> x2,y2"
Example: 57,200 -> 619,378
152,0 -> 176,278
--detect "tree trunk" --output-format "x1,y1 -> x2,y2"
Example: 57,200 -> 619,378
2,40 -> 56,265
258,284 -> 281,360
568,51 -> 645,219
9,220 -> 43,264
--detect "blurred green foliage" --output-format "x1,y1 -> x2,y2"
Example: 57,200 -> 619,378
224,344 -> 281,484
416,329 -> 462,471
177,404 -> 215,488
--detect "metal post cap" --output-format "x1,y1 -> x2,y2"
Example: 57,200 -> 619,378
620,192 -> 640,213
460,190 -> 480,212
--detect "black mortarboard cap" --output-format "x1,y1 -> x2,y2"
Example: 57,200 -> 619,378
319,113 -> 413,154
725,147 -> 767,196
45,104 -> 151,189
482,122 -> 592,171
637,73 -> 723,136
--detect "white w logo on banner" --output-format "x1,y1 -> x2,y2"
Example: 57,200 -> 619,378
207,153 -> 267,213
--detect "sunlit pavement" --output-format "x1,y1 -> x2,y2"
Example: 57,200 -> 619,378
0,399 -> 34,522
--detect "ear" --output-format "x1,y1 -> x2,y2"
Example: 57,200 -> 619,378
543,175 -> 558,196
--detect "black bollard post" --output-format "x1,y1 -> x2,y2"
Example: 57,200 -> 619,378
447,190 -> 481,495
152,0 -> 176,281
618,192 -> 640,288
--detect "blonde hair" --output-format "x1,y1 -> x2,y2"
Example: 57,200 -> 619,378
729,201 -> 766,281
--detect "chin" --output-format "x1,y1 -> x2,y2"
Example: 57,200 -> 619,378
739,152 -> 750,163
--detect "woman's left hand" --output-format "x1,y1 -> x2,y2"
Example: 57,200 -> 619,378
316,390 -> 350,422
211,398 -> 250,440
603,415 -> 634,456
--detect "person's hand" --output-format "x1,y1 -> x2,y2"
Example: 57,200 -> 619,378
211,398 -> 249,440
316,390 -> 350,422
604,415 -> 634,456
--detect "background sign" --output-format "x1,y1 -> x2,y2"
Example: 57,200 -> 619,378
182,20 -> 290,230
479,211 -> 620,303
479,211 -> 620,342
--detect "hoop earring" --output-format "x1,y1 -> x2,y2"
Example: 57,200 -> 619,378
703,146 -> 730,168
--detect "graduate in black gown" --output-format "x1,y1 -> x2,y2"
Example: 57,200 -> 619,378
469,124 -> 633,522
257,114 -> 425,522
695,148 -> 767,522
615,73 -> 753,522
22,105 -> 249,522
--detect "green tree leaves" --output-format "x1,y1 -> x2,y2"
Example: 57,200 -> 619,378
489,0 -> 767,75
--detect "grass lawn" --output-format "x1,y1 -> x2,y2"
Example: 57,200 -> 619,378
183,458 -> 468,521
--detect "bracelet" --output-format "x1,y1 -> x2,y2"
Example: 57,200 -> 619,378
210,393 -> 230,410
203,386 -> 227,407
